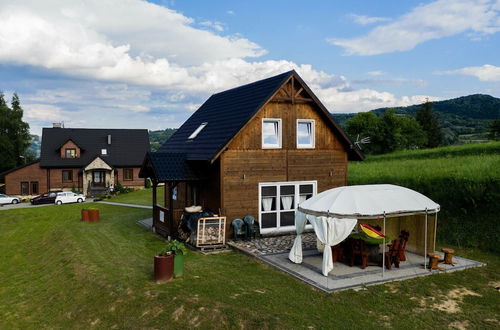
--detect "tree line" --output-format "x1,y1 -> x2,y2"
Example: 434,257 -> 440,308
346,101 -> 443,154
0,92 -> 33,173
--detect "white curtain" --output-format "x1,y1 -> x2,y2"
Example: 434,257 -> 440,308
299,195 -> 307,204
281,196 -> 293,210
262,197 -> 273,211
288,211 -> 308,263
289,212 -> 357,276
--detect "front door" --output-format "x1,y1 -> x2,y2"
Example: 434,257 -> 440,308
93,170 -> 106,187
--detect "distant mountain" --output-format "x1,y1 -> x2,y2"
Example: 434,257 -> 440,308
332,94 -> 500,144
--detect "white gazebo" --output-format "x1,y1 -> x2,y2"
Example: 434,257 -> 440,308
288,184 -> 440,276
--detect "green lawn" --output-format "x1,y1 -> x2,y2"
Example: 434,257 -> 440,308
1,204 -> 499,328
108,187 -> 163,206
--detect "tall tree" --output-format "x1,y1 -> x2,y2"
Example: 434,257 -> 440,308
345,112 -> 380,154
416,100 -> 442,148
0,92 -> 32,173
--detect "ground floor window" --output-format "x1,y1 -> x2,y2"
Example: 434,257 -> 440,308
21,182 -> 29,195
62,170 -> 73,182
259,180 -> 316,232
30,181 -> 39,195
123,168 -> 133,181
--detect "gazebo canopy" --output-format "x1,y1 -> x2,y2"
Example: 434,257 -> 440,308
290,184 -> 440,276
298,184 -> 440,219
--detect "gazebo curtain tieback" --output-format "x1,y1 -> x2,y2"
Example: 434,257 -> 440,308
289,211 -> 357,276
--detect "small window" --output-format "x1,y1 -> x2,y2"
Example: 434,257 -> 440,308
262,118 -> 282,149
65,148 -> 77,158
188,122 -> 208,139
297,119 -> 315,148
101,149 -> 107,155
123,168 -> 133,181
62,170 -> 73,182
30,181 -> 39,195
20,182 -> 29,195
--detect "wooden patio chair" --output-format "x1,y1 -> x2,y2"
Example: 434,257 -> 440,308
348,238 -> 369,269
398,230 -> 410,261
243,215 -> 260,239
383,238 -> 403,270
231,218 -> 247,241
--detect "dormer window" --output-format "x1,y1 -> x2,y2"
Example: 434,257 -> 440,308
297,119 -> 315,149
262,118 -> 282,149
101,149 -> 107,155
65,148 -> 77,158
188,122 -> 208,139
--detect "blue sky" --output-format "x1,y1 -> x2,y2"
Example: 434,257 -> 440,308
0,0 -> 499,135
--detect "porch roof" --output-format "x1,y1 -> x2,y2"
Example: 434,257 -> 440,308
140,152 -> 205,182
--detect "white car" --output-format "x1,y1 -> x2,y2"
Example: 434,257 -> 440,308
55,192 -> 86,205
0,194 -> 22,205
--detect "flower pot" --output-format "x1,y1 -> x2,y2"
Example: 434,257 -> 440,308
81,209 -> 90,222
88,209 -> 100,222
154,253 -> 173,282
173,253 -> 184,278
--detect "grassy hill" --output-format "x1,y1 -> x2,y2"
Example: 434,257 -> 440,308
334,94 -> 500,144
349,142 -> 500,252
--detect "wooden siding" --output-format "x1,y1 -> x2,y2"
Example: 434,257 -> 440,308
220,86 -> 349,232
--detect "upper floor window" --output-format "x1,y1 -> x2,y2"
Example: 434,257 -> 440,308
262,118 -> 282,149
297,119 -> 315,149
101,149 -> 107,155
65,148 -> 77,158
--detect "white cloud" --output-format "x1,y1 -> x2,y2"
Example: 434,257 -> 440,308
349,14 -> 390,25
24,103 -> 70,122
440,64 -> 500,81
367,71 -> 385,76
0,0 -> 441,132
226,10 -> 235,15
329,0 -> 500,55
199,20 -> 225,32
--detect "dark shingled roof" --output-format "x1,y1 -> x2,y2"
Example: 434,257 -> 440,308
40,128 -> 149,168
140,152 -> 204,181
158,71 -> 293,160
158,70 -> 363,161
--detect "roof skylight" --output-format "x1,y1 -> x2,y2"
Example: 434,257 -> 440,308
188,122 -> 208,139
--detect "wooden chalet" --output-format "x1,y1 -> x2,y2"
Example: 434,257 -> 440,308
140,70 -> 363,239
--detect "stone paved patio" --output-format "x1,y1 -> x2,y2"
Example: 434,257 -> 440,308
228,233 -> 485,293
228,232 -> 316,255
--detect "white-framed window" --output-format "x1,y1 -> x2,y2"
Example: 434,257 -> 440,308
101,148 -> 107,155
297,119 -> 315,148
262,118 -> 282,149
259,181 -> 317,233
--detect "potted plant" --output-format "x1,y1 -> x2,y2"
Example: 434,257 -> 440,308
154,250 -> 174,282
164,240 -> 187,278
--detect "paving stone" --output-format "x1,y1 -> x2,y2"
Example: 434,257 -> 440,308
229,232 -> 317,255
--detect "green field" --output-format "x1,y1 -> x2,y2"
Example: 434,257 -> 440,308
108,187 -> 162,206
1,203 -> 499,328
349,142 -> 500,253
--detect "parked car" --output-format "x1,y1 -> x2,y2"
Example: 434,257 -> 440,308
30,191 -> 62,205
0,194 -> 22,205
55,192 -> 86,205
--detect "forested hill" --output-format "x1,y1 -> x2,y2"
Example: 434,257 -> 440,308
332,94 -> 500,144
